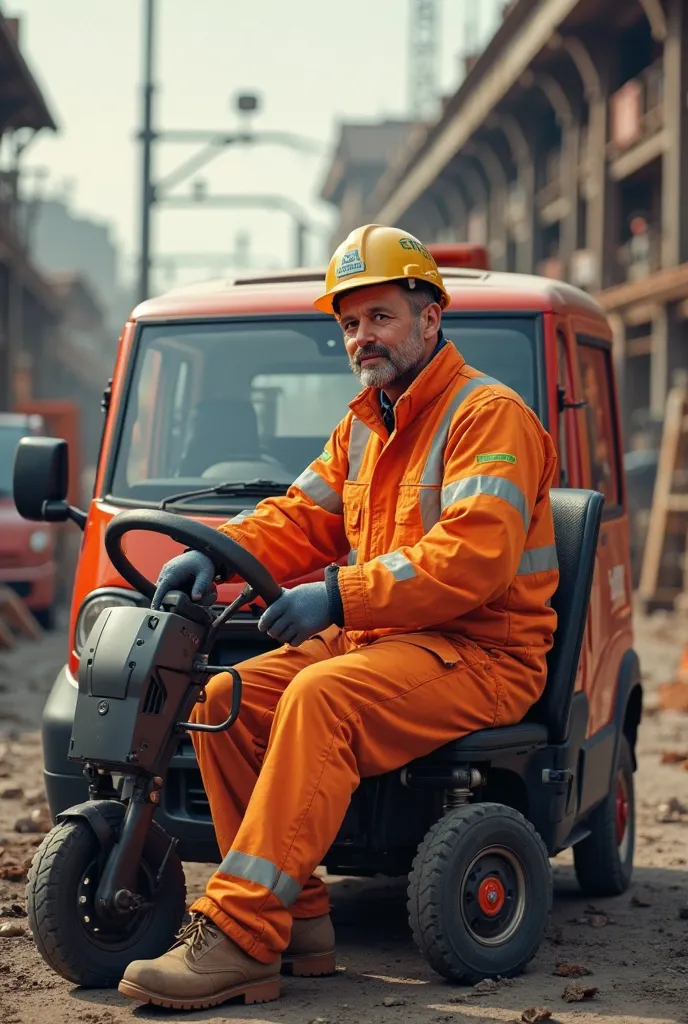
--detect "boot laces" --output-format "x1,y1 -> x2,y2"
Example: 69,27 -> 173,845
172,912 -> 218,957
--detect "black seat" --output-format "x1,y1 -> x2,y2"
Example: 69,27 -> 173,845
178,398 -> 262,476
427,487 -> 605,759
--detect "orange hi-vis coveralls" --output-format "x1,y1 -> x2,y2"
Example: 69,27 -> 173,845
189,341 -> 559,962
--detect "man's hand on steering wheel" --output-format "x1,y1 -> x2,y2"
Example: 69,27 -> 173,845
105,509 -> 282,611
151,550 -> 217,610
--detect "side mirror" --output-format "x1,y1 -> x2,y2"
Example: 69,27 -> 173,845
13,437 -> 86,529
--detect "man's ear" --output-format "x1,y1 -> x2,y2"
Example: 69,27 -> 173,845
423,302 -> 442,338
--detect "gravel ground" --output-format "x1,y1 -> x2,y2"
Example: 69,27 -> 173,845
0,608 -> 687,1024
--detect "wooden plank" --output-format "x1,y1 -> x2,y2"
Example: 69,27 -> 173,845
0,616 -> 15,650
596,261 -> 688,313
639,384 -> 688,600
0,585 -> 42,641
626,335 -> 653,357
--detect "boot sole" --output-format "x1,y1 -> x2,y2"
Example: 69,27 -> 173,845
118,976 -> 281,1009
282,951 -> 337,977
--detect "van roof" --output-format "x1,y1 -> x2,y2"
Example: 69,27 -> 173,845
131,265 -> 605,322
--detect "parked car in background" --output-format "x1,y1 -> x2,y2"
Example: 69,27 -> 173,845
0,412 -> 57,628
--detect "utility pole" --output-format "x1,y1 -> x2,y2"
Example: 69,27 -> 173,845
138,0 -> 156,304
135,1 -> 328,304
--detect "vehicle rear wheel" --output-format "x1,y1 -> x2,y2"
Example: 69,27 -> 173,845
26,808 -> 186,988
573,734 -> 635,897
408,802 -> 552,984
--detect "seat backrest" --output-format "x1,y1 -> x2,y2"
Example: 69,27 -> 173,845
530,488 -> 605,742
179,398 -> 261,476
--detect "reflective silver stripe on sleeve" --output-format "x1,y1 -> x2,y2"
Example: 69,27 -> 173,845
291,467 -> 343,514
347,416 -> 371,481
229,509 -> 255,524
218,849 -> 301,907
419,375 -> 503,531
517,544 -> 558,575
441,475 -> 530,531
348,549 -> 358,565
377,550 -> 417,581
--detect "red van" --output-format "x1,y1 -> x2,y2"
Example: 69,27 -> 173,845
0,412 -> 57,627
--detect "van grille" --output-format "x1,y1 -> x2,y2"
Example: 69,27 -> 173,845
142,675 -> 167,715
184,770 -> 211,819
166,765 -> 211,821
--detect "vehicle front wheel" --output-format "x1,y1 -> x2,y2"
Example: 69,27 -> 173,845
573,734 -> 635,897
26,807 -> 186,988
408,802 -> 552,984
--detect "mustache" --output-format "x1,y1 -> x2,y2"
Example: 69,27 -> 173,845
353,345 -> 390,366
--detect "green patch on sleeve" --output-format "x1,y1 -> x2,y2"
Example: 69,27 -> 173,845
476,452 -> 517,465
319,449 -> 332,463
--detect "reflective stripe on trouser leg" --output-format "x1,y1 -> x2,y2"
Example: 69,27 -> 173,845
218,849 -> 301,907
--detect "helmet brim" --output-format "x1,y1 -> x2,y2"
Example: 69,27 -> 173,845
314,275 -> 451,315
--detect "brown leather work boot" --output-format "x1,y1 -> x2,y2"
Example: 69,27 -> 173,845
118,913 -> 281,1010
282,914 -> 336,976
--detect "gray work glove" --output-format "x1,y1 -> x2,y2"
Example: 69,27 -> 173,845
257,581 -> 333,647
151,550 -> 217,610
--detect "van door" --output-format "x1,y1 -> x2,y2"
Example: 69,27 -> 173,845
554,322 -> 583,489
574,330 -> 633,735
554,320 -> 589,697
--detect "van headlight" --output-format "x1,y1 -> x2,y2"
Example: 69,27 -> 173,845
29,529 -> 49,553
75,591 -> 140,656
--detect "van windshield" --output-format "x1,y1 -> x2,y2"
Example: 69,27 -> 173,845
107,313 -> 540,509
0,427 -> 26,497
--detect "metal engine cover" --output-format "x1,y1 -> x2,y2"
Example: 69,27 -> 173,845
70,605 -> 207,772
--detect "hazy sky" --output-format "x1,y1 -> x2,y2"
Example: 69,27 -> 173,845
13,0 -> 503,292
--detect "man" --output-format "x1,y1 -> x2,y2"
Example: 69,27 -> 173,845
119,224 -> 559,1010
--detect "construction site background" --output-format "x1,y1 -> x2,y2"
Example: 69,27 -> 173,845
322,0 -> 688,614
2,0 -> 688,664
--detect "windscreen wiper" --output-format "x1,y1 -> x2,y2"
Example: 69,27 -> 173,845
160,479 -> 288,511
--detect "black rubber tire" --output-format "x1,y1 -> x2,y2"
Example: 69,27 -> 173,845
408,802 -> 552,984
26,813 -> 186,988
573,734 -> 635,897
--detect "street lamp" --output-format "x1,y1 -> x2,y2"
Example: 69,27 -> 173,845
136,1 -> 328,304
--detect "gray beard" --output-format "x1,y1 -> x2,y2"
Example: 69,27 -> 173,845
351,318 -> 426,388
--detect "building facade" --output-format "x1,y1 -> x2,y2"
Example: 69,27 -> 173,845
322,0 -> 688,453
0,14 -> 60,411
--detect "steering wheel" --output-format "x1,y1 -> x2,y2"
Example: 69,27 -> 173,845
104,508 -> 282,606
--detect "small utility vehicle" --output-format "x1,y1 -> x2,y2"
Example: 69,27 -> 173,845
13,254 -> 642,988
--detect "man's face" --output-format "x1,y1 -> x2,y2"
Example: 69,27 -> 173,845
337,282 -> 432,390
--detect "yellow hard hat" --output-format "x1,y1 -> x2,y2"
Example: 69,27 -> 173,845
314,223 -> 451,315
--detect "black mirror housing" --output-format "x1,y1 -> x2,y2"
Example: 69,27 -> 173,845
13,437 -> 70,522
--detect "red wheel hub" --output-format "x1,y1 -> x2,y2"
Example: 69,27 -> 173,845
616,773 -> 629,844
477,876 -> 505,917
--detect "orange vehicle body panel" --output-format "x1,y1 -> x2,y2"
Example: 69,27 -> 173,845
67,269 -> 633,739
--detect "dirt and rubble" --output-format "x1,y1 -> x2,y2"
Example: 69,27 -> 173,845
0,608 -> 687,1024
